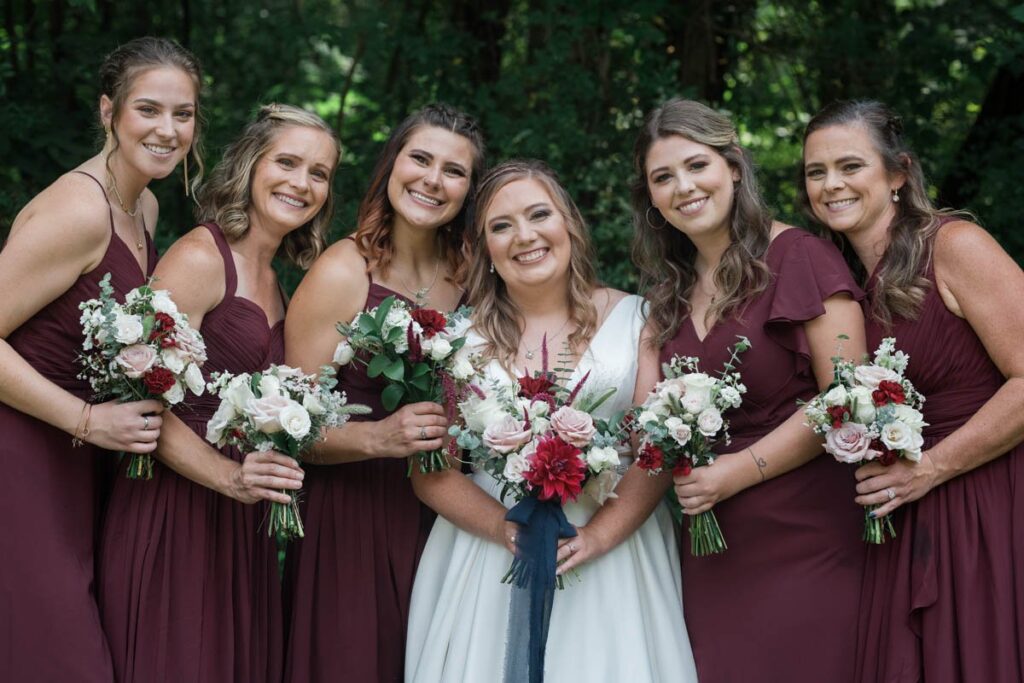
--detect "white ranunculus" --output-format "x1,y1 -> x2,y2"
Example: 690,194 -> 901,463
849,385 -> 876,423
718,385 -> 742,409
880,420 -> 924,461
162,381 -> 185,405
664,416 -> 692,447
259,374 -> 283,398
853,364 -> 901,391
114,312 -> 144,344
696,408 -> 724,437
161,347 -> 187,374
223,375 -> 256,412
681,373 -> 717,412
586,445 -> 620,471
150,289 -> 179,314
583,468 -> 621,505
184,363 -> 205,396
823,385 -> 849,407
892,404 -> 927,431
303,391 -> 326,415
280,402 -> 312,439
206,400 -> 237,445
428,337 -> 453,361
333,341 -> 355,366
503,451 -> 530,484
459,390 -> 508,433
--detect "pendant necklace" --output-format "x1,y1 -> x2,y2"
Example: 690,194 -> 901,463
108,176 -> 145,250
399,258 -> 441,306
522,316 -> 572,360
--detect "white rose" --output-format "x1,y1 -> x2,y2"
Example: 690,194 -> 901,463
333,341 -> 355,366
853,364 -> 901,391
247,394 -> 293,433
114,312 -> 144,344
583,468 -> 621,505
184,363 -> 205,396
428,337 -> 453,361
664,416 -> 692,447
161,347 -> 187,374
637,410 -> 660,428
503,451 -> 530,484
450,350 -> 476,381
259,374 -> 283,398
162,381 -> 185,405
880,420 -> 924,461
279,402 -> 312,439
892,404 -> 927,431
459,390 -> 508,433
681,373 -> 716,412
849,385 -> 876,423
223,375 -> 256,412
656,377 -> 687,402
206,400 -> 237,445
303,391 -> 326,415
696,408 -> 723,437
518,398 -> 550,419
823,385 -> 849,407
150,289 -> 179,314
586,445 -> 620,471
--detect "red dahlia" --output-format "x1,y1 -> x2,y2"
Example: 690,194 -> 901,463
523,435 -> 586,505
637,443 -> 665,472
517,373 -> 556,400
411,308 -> 447,338
143,367 -> 176,395
872,380 -> 906,406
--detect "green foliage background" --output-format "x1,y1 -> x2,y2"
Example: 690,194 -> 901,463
2,0 -> 1022,292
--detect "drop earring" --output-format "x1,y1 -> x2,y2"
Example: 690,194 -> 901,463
891,188 -> 900,203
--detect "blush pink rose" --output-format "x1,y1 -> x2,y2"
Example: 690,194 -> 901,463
482,414 -> 533,454
825,422 -> 877,464
550,405 -> 596,448
115,344 -> 157,378
248,394 -> 293,434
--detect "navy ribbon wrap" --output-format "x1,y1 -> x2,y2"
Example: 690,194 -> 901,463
502,496 -> 577,683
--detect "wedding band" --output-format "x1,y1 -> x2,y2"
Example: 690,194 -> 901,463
419,426 -> 427,440
569,543 -> 577,553
143,416 -> 150,430
886,487 -> 896,501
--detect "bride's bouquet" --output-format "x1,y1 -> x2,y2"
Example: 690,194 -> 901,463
205,364 -> 370,541
78,274 -> 207,479
334,295 -> 481,474
633,336 -> 750,556
803,336 -> 926,543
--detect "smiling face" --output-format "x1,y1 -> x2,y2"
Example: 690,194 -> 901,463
386,125 -> 475,233
102,66 -> 197,182
644,134 -> 739,243
803,123 -> 905,240
248,125 -> 337,237
484,177 -> 572,293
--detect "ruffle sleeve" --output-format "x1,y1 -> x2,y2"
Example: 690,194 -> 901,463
764,230 -> 864,368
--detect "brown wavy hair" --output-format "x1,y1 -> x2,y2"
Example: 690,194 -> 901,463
464,159 -> 599,369
631,99 -> 773,347
196,104 -> 340,268
351,104 -> 486,280
799,100 -> 967,328
100,36 -> 206,195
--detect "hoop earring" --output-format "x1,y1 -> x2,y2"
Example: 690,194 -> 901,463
645,206 -> 667,230
891,188 -> 900,203
183,152 -> 191,197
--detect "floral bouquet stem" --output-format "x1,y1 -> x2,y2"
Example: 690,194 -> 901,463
125,453 -> 155,480
270,492 -> 304,540
689,509 -> 727,556
863,505 -> 897,544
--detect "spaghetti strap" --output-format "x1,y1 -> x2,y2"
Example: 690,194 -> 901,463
71,170 -> 115,233
200,222 -> 238,300
343,234 -> 374,285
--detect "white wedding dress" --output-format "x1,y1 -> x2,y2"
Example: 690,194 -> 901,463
406,295 -> 697,683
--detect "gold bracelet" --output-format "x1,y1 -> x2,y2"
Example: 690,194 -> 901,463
72,402 -> 93,447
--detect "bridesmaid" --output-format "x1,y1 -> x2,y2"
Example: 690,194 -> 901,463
98,104 -> 337,682
0,37 -> 200,681
283,103 -> 485,683
802,100 -> 1024,683
562,98 -> 868,682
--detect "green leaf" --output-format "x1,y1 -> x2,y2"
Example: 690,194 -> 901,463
382,358 -> 405,381
386,326 -> 405,344
356,312 -> 378,334
374,296 -> 396,328
381,383 -> 405,412
411,363 -> 432,378
409,376 -> 430,392
367,354 -> 390,378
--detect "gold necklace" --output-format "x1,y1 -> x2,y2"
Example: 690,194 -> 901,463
398,258 -> 441,306
521,317 -> 572,361
107,177 -> 145,249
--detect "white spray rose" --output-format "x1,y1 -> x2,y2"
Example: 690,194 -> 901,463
428,337 -> 453,361
664,416 -> 692,447
150,289 -> 179,314
223,375 -> 256,412
161,347 -> 187,374
853,364 -> 901,391
681,373 -> 717,412
823,385 -> 849,407
848,385 -> 876,423
113,312 -> 144,344
696,408 -> 723,437
206,400 -> 237,445
259,374 -> 283,398
162,381 -> 185,405
503,451 -> 530,484
303,391 -> 326,415
586,445 -> 621,471
891,404 -> 927,431
184,363 -> 205,396
880,420 -> 924,461
333,341 -> 355,366
279,402 -> 312,439
459,390 -> 508,433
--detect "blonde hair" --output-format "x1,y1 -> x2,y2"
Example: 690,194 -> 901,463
631,99 -> 773,347
196,104 -> 340,268
463,159 -> 598,369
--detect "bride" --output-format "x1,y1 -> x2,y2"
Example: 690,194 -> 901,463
405,159 -> 697,682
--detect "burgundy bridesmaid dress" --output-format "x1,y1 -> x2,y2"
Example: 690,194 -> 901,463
660,228 -> 867,682
283,280 -> 436,683
0,171 -> 156,682
98,222 -> 285,683
856,223 -> 1024,683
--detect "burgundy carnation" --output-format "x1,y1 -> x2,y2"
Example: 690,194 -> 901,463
827,405 -> 851,429
673,457 -> 693,477
411,308 -> 447,338
522,435 -> 586,505
143,367 -> 176,395
872,380 -> 906,407
518,373 -> 556,400
871,439 -> 898,466
637,443 -> 665,472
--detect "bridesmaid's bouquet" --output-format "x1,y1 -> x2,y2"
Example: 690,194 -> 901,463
78,273 -> 207,479
334,295 -> 481,474
205,364 -> 370,541
633,336 -> 750,557
803,336 -> 926,544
